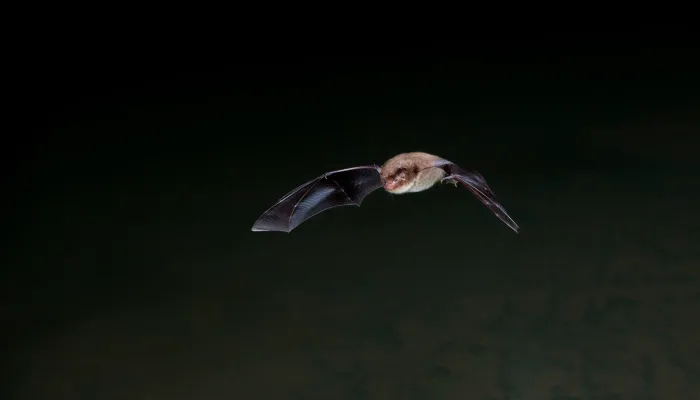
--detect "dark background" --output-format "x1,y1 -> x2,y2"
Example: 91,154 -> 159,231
8,33 -> 700,399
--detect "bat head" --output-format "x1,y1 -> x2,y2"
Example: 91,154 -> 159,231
380,158 -> 420,194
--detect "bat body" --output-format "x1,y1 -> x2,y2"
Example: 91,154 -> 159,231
251,152 -> 520,233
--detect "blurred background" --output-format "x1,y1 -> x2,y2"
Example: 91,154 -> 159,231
7,29 -> 700,399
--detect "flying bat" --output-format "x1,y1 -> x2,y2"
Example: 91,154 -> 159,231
251,151 -> 520,233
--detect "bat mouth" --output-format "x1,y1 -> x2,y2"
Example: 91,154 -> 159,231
384,180 -> 411,194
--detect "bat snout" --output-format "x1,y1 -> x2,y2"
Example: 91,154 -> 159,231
384,181 -> 397,191
384,180 -> 412,194
384,180 -> 404,192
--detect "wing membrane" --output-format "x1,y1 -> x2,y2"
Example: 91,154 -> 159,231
251,166 -> 382,232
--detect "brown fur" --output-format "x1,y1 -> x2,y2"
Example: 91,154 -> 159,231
380,152 -> 446,194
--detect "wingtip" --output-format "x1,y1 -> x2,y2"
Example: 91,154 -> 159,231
511,224 -> 521,234
250,223 -> 292,233
251,221 -> 269,232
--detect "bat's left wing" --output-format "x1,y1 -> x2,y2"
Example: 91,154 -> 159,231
251,165 -> 383,233
434,159 -> 520,234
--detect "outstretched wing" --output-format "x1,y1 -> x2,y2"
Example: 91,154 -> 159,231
436,160 -> 520,233
251,166 -> 383,232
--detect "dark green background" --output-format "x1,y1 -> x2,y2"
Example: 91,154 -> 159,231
10,40 -> 700,398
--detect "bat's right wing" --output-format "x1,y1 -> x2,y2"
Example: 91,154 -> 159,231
434,159 -> 520,234
251,166 -> 383,233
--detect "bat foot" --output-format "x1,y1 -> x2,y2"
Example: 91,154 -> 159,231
441,176 -> 459,187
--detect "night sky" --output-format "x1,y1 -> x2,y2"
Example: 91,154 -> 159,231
9,35 -> 700,399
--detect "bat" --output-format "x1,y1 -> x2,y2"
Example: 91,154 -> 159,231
251,151 -> 520,233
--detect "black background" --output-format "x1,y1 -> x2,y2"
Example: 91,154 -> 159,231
8,27 -> 700,399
